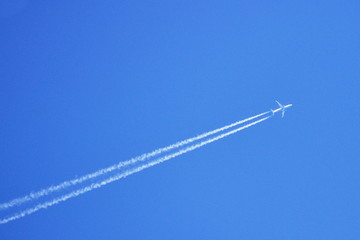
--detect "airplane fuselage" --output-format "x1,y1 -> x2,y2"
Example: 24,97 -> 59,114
271,101 -> 293,117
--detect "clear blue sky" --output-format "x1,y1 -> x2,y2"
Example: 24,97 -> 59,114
1,1 -> 359,239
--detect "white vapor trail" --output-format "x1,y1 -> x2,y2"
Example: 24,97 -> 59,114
0,111 -> 268,210
0,116 -> 270,224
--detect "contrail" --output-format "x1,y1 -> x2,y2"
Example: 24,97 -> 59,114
0,115 -> 270,224
0,111 -> 269,210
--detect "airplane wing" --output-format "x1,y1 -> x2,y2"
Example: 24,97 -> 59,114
276,100 -> 283,108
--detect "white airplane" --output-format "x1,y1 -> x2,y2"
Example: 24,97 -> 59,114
271,100 -> 293,117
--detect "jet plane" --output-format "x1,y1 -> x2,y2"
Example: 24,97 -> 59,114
271,100 -> 293,117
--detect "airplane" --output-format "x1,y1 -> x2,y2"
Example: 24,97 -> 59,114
271,100 -> 293,117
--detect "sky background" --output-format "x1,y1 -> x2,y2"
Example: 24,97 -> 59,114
1,0 -> 359,239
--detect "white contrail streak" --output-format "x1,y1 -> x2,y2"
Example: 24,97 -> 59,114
0,116 -> 270,224
0,111 -> 269,210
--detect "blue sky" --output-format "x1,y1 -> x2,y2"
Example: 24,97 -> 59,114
1,0 -> 359,239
